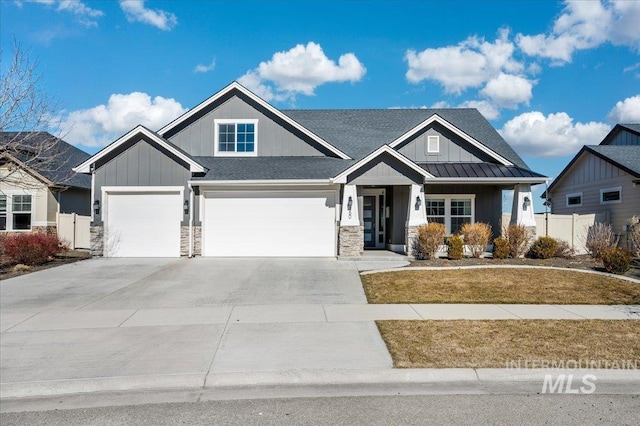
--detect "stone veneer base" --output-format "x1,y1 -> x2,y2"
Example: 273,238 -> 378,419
338,225 -> 364,257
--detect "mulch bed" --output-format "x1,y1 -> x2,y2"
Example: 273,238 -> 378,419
0,250 -> 92,281
409,255 -> 640,280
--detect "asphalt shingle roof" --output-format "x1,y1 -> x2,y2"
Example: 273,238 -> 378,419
282,108 -> 530,169
0,132 -> 91,189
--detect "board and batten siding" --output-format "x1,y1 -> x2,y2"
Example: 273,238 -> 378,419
348,153 -> 425,185
397,124 -> 493,163
93,138 -> 192,226
608,130 -> 640,146
549,152 -> 640,233
167,95 -> 327,157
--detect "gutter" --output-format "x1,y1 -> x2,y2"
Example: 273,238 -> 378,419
189,179 -> 334,187
426,177 -> 548,184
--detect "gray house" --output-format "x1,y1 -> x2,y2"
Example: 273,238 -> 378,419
74,82 -> 546,258
545,123 -> 640,235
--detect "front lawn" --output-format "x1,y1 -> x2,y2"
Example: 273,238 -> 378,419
362,269 -> 640,304
377,320 -> 640,368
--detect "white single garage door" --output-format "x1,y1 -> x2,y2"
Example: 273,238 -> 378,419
105,191 -> 182,257
203,191 -> 336,257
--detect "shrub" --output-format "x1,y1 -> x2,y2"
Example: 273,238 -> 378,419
628,216 -> 640,257
585,222 -> 617,260
555,239 -> 576,259
1,232 -> 68,266
415,223 -> 446,259
502,223 -> 531,258
493,236 -> 510,259
447,235 -> 464,260
600,247 -> 631,275
528,236 -> 558,259
460,222 -> 492,258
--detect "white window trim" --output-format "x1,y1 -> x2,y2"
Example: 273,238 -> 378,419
427,135 -> 440,153
214,119 -> 258,157
566,192 -> 583,207
600,186 -> 622,205
0,191 -> 35,232
425,194 -> 475,235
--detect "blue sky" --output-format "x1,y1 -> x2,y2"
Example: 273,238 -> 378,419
2,0 -> 639,211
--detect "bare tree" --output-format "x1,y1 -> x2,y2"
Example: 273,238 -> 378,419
1,40 -> 74,188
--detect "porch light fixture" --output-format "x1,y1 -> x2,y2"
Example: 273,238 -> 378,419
347,196 -> 353,218
93,200 -> 100,215
523,196 -> 531,209
415,196 -> 421,210
183,199 -> 189,215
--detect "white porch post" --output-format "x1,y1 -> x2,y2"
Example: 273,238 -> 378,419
405,183 -> 428,257
510,183 -> 536,227
338,184 -> 363,257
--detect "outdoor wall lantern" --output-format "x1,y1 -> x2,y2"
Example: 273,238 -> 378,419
523,196 -> 531,209
347,196 -> 353,218
183,199 -> 189,215
415,196 -> 421,210
93,200 -> 100,215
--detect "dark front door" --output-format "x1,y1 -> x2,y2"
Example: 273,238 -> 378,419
363,195 -> 376,248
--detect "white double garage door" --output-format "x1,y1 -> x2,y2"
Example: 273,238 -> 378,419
105,188 -> 337,257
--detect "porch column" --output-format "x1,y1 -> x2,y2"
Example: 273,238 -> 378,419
405,183 -> 428,257
510,183 -> 537,243
338,184 -> 364,257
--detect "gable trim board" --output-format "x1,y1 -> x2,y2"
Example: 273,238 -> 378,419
388,114 -> 513,167
73,126 -> 206,174
158,81 -> 351,160
600,124 -> 640,145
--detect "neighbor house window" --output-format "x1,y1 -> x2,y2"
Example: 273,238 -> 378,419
426,195 -> 475,235
0,194 -> 32,231
600,186 -> 621,204
566,192 -> 582,207
427,135 -> 440,153
214,119 -> 258,156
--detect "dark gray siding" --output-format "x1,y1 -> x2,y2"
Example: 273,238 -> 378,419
610,130 -> 640,146
425,184 -> 503,236
168,95 -> 326,157
390,185 -> 409,245
348,153 -> 424,185
397,123 -> 494,163
93,138 -> 192,226
58,188 -> 91,216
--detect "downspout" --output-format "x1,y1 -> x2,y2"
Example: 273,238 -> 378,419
188,182 -> 194,258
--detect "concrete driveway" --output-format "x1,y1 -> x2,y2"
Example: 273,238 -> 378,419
1,258 -> 392,397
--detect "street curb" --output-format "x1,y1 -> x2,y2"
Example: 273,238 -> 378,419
360,265 -> 640,283
2,369 -> 639,399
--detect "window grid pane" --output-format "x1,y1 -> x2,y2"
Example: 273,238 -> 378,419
0,195 -> 6,212
219,122 -> 255,153
12,195 -> 31,212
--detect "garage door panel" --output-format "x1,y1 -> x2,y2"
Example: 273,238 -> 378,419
106,192 -> 181,257
204,191 -> 336,257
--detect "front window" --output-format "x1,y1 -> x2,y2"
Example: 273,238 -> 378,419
215,119 -> 258,156
426,195 -> 474,235
0,194 -> 32,231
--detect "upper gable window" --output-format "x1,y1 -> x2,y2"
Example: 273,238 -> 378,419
214,119 -> 258,156
427,135 -> 440,153
600,186 -> 621,204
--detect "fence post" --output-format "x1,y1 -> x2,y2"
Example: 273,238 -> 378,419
572,214 -> 578,251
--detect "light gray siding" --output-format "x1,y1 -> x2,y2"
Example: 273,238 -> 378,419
425,184 -> 503,236
167,95 -> 327,157
397,123 -> 492,163
348,153 -> 424,185
609,130 -> 640,146
93,137 -> 192,226
549,152 -> 640,233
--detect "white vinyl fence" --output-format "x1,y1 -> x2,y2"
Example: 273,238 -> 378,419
56,213 -> 91,250
501,212 -> 608,255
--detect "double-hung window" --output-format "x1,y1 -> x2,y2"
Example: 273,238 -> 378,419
0,193 -> 32,231
214,119 -> 258,156
425,195 -> 475,235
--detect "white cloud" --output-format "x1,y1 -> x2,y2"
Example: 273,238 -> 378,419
194,59 -> 216,74
479,73 -> 536,109
238,42 -> 366,102
499,111 -> 610,157
119,0 -> 177,31
623,63 -> 640,78
458,100 -> 501,120
59,92 -> 187,147
20,0 -> 103,27
608,95 -> 640,123
516,1 -> 640,65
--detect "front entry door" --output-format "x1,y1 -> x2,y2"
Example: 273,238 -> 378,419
363,189 -> 386,249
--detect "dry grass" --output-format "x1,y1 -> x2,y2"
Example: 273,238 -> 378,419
376,320 -> 640,368
362,269 -> 640,304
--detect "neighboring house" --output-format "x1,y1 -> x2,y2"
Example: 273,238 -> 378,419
0,132 -> 91,233
545,123 -> 640,235
74,82 -> 546,258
